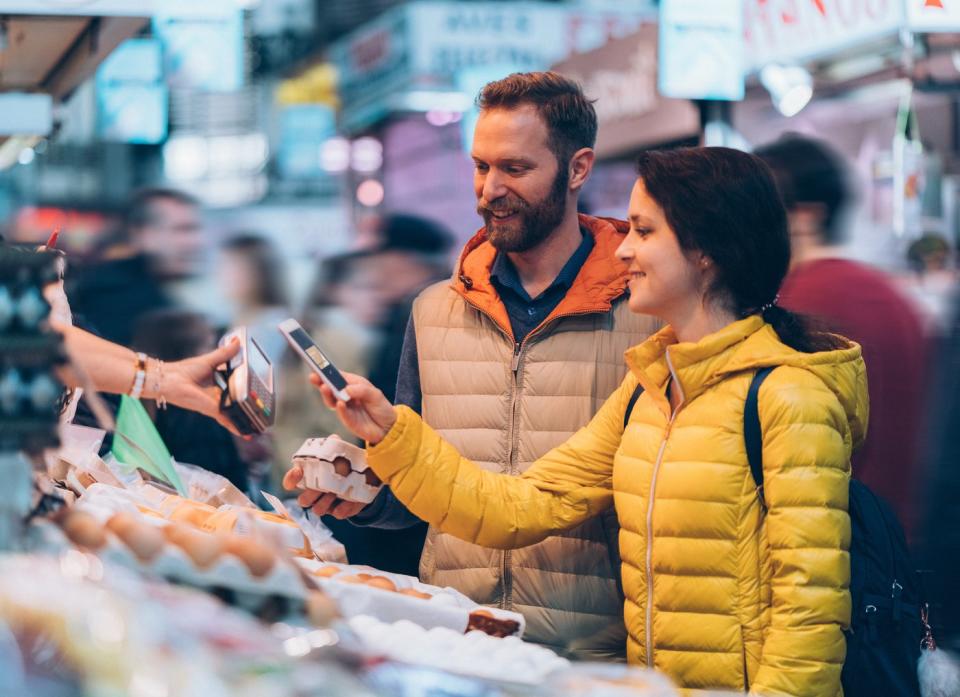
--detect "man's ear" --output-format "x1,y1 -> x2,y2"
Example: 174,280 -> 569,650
568,147 -> 595,192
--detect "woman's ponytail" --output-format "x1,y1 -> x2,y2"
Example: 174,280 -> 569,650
760,304 -> 847,353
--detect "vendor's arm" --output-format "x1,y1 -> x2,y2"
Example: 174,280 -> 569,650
313,371 -> 635,550
53,321 -> 241,433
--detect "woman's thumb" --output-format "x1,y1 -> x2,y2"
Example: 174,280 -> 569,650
207,339 -> 241,366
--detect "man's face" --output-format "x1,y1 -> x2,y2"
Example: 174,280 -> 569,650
472,105 -> 569,253
137,198 -> 204,279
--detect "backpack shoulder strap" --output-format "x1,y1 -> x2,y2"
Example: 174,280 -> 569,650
623,382 -> 645,430
744,367 -> 776,498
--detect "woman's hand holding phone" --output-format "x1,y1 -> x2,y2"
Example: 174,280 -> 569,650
310,371 -> 397,444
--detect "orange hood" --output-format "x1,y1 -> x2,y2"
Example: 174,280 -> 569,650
450,214 -> 632,342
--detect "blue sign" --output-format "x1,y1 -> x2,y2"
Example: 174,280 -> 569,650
659,0 -> 745,102
96,39 -> 168,144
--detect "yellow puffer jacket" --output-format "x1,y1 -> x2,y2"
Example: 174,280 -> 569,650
367,316 -> 869,695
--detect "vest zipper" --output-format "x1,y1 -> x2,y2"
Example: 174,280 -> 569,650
455,296 -> 620,613
503,341 -> 524,609
645,349 -> 685,669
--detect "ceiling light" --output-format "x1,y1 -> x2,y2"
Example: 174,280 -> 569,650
760,64 -> 813,118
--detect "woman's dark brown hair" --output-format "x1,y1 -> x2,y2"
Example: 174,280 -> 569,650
635,146 -> 844,353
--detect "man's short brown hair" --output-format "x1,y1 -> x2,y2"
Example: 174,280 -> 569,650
477,71 -> 597,169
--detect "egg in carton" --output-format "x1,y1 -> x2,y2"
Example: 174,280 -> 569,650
58,510 -> 316,620
295,558 -> 524,638
292,437 -> 382,504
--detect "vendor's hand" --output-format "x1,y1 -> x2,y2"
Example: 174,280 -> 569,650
310,372 -> 396,444
282,466 -> 368,520
160,341 -> 242,435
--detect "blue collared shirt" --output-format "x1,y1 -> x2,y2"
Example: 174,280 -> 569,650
488,229 -> 594,343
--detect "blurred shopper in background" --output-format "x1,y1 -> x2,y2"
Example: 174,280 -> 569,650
132,308 -> 251,492
68,188 -> 204,346
277,214 -> 453,576
363,213 -> 454,403
915,290 -> 960,654
756,135 -> 929,536
218,234 -> 291,363
291,72 -> 661,660
905,232 -> 957,334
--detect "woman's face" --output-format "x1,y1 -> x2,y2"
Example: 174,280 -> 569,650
616,179 -> 709,320
218,251 -> 256,306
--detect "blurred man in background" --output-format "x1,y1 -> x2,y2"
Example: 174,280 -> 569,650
756,134 -> 929,536
68,188 -> 203,346
277,213 -> 453,576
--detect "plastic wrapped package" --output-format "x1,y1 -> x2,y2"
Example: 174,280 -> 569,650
0,554 -> 312,696
173,461 -> 256,509
346,614 -> 567,686
543,664 -> 679,696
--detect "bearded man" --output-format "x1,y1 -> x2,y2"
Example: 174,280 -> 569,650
287,72 -> 659,660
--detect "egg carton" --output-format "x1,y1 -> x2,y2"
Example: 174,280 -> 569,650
348,615 -> 568,686
292,437 -> 382,504
296,559 -> 524,637
97,529 -> 310,604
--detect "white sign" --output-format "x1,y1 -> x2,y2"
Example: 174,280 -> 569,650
406,3 -> 571,78
745,0 -> 904,68
659,0 -> 745,101
0,0 -> 239,18
908,0 -> 960,31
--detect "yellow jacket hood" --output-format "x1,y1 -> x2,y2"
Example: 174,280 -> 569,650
624,314 -> 869,451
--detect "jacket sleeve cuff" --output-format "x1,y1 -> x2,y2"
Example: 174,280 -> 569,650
366,405 -> 421,481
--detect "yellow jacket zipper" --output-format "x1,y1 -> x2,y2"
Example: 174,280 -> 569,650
645,349 -> 685,668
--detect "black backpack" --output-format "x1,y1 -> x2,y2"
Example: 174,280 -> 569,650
624,368 -> 924,696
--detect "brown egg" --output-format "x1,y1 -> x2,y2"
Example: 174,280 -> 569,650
398,588 -> 432,600
168,503 -> 216,528
224,536 -> 276,578
337,574 -> 368,585
163,524 -> 225,569
305,591 -> 339,627
76,472 -> 97,489
363,469 -> 382,487
312,565 -> 342,578
330,456 -> 353,477
364,576 -> 397,593
61,511 -> 107,550
106,513 -> 165,562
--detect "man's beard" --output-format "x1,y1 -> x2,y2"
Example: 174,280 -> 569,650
478,166 -> 569,253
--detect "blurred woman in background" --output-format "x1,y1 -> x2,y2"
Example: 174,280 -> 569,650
218,234 -> 290,363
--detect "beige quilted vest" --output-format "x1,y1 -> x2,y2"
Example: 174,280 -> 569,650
413,278 -> 659,659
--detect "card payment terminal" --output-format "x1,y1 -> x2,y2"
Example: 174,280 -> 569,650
215,327 -> 276,435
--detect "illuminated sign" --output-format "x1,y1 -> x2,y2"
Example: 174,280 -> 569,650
745,0 -> 904,68
908,0 -> 960,30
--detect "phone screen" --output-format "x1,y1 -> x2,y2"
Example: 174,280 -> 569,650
288,327 -> 348,391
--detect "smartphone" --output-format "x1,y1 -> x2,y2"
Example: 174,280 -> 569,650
278,318 -> 351,402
